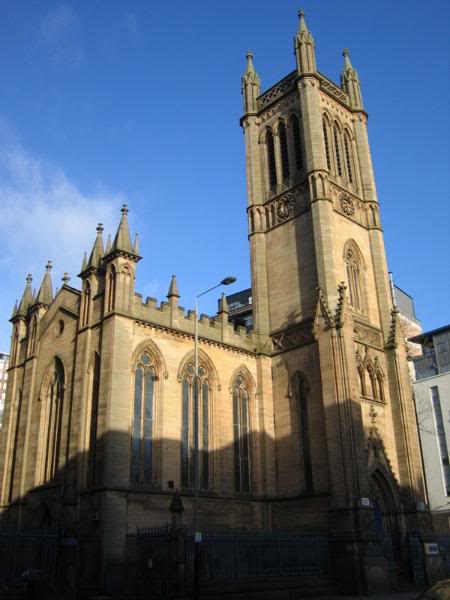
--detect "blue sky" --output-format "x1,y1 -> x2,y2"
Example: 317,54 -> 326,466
0,0 -> 448,351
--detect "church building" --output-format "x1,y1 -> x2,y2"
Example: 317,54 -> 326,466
0,11 -> 436,593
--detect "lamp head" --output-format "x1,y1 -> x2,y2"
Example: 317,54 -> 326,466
221,276 -> 237,286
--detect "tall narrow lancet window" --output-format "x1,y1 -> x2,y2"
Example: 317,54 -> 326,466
333,125 -> 343,177
266,129 -> 277,190
107,265 -> 116,312
291,114 -> 303,171
368,368 -> 377,400
345,242 -> 364,313
344,133 -> 354,184
29,315 -> 38,355
8,389 -> 23,501
233,375 -> 251,494
292,372 -> 313,493
87,353 -> 101,485
377,373 -> 384,403
180,361 -> 210,490
278,121 -> 290,182
130,352 -> 155,485
322,118 -> 331,171
42,359 -> 65,482
11,327 -> 19,366
357,366 -> 366,396
82,281 -> 91,326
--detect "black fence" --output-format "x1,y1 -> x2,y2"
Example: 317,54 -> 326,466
136,525 -> 328,592
0,526 -> 58,584
185,531 -> 328,581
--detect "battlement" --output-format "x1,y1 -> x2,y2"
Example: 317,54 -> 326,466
133,292 -> 256,353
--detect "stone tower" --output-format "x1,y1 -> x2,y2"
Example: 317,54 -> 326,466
241,10 -> 433,591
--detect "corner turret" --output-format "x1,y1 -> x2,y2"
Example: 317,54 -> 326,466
294,9 -> 316,75
242,51 -> 260,114
340,48 -> 363,110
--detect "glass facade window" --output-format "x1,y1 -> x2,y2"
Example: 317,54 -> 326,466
430,386 -> 450,496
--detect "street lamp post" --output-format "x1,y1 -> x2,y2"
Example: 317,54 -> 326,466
193,276 -> 236,600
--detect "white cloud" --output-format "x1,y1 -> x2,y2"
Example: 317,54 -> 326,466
0,125 -> 123,349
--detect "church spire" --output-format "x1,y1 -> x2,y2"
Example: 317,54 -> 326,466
295,9 -> 316,75
218,292 -> 229,315
36,261 -> 53,306
86,223 -> 105,270
17,274 -> 34,318
340,48 -> 363,110
241,51 -> 260,114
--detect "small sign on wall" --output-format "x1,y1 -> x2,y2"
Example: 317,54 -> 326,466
424,543 -> 439,556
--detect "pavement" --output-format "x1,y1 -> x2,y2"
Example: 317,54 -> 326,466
314,594 -> 420,600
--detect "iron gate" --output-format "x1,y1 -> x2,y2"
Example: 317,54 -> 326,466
0,526 -> 58,584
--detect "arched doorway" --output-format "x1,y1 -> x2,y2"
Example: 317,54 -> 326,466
369,469 -> 401,562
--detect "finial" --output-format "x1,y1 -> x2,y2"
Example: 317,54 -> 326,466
96,223 -> 104,233
246,51 -> 253,60
26,274 -> 32,284
45,260 -> 52,272
121,204 -> 129,215
342,48 -> 353,70
62,273 -> 71,284
298,8 -> 305,18
298,8 -> 308,32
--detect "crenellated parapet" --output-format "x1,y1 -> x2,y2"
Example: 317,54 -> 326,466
133,291 -> 257,354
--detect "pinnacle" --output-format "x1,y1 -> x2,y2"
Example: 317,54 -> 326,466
111,204 -> 133,254
218,292 -> 229,314
87,222 -> 105,270
17,274 -> 34,317
298,8 -> 308,33
342,48 -> 354,71
36,260 -> 54,306
167,274 -> 180,299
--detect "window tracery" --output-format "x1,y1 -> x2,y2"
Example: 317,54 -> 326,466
344,242 -> 365,313
233,374 -> 251,494
290,114 -> 303,171
266,129 -> 277,190
180,361 -> 210,490
41,358 -> 65,483
278,121 -> 290,182
322,117 -> 331,171
131,351 -> 155,484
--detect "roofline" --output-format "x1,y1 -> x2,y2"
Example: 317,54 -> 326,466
409,324 -> 450,344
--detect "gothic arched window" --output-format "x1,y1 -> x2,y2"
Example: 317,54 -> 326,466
233,374 -> 251,494
131,351 -> 155,484
278,121 -> 290,182
344,242 -> 365,313
82,281 -> 91,326
377,373 -> 384,403
357,365 -> 366,396
333,125 -> 343,177
322,117 -> 331,171
292,372 -> 313,493
87,353 -> 100,485
11,327 -> 19,366
367,367 -> 377,400
107,265 -> 116,312
180,361 -> 210,490
42,358 -> 65,482
344,132 -> 354,184
290,114 -> 303,171
29,315 -> 38,355
266,129 -> 277,191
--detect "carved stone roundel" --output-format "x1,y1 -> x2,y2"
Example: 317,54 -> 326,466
340,194 -> 355,216
276,193 -> 295,222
